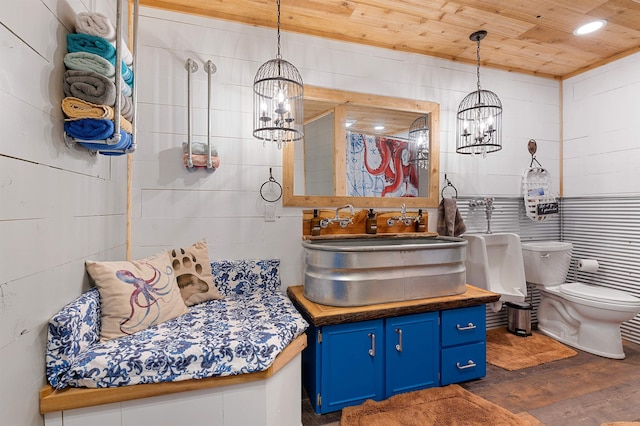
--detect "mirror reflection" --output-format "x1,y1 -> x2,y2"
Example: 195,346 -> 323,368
282,86 -> 440,208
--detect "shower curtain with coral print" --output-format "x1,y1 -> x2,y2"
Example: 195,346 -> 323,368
346,131 -> 419,197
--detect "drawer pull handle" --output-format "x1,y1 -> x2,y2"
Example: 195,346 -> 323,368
456,322 -> 476,331
368,333 -> 375,357
395,328 -> 403,352
456,360 -> 477,370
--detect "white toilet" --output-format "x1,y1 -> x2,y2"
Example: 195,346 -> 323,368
463,233 -> 528,313
521,241 -> 640,359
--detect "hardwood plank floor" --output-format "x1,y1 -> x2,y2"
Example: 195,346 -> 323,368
301,337 -> 640,426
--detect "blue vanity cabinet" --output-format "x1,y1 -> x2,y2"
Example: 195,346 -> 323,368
308,319 -> 385,414
385,312 -> 440,398
288,284 -> 498,415
440,305 -> 487,385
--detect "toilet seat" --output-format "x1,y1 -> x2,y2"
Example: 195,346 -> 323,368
560,282 -> 640,307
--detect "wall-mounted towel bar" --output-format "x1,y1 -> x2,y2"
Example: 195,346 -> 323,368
184,59 -> 218,170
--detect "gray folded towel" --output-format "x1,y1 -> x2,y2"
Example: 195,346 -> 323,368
437,198 -> 466,237
182,142 -> 218,156
63,70 -> 133,121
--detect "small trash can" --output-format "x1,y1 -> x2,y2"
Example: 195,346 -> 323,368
505,301 -> 532,337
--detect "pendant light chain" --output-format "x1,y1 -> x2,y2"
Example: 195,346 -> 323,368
476,37 -> 482,93
276,0 -> 282,59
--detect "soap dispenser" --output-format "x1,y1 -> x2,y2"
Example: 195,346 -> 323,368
416,209 -> 426,232
311,209 -> 321,236
366,209 -> 378,234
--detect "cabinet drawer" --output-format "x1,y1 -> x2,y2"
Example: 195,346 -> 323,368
441,305 -> 486,347
441,341 -> 486,385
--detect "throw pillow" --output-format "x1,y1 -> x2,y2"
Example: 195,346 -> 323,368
86,252 -> 189,342
169,239 -> 224,306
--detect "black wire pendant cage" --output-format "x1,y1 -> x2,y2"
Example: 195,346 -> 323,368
456,30 -> 503,156
408,115 -> 430,169
253,58 -> 304,148
456,89 -> 503,155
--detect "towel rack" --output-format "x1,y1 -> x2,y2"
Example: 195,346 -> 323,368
441,174 -> 458,198
184,59 -> 217,170
64,0 -> 138,155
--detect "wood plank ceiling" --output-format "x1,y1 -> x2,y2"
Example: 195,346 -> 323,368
141,0 -> 640,80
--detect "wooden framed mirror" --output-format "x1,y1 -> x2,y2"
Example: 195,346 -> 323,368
282,86 -> 440,208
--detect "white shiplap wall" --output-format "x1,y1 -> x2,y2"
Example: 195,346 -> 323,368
563,52 -> 640,197
0,1 -> 128,425
132,7 -> 560,289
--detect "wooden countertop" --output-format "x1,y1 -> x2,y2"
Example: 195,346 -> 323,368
287,285 -> 501,327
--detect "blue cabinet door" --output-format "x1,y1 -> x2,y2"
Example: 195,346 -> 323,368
319,319 -> 384,414
385,312 -> 440,397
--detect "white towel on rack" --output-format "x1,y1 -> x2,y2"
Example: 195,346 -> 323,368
182,142 -> 218,156
75,12 -> 133,66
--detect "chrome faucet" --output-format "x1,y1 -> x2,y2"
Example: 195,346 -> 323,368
320,204 -> 354,228
469,197 -> 495,234
387,203 -> 419,226
484,197 -> 494,234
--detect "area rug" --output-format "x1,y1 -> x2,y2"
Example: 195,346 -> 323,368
340,384 -> 531,425
486,327 -> 577,371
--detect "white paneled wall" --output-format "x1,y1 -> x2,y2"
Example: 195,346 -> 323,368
133,7 -> 560,288
563,52 -> 640,196
0,1 -> 127,425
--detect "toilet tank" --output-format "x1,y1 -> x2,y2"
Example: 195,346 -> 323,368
521,241 -> 572,286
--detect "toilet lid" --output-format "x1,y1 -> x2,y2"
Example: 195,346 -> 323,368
560,283 -> 640,305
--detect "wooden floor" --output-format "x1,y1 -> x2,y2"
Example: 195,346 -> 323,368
301,336 -> 640,426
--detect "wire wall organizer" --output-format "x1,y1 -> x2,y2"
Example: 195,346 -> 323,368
183,59 -> 219,171
63,0 -> 139,156
522,139 -> 558,221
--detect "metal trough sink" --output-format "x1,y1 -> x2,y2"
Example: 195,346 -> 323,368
302,236 -> 467,306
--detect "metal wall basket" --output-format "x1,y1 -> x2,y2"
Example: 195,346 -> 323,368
522,167 -> 559,221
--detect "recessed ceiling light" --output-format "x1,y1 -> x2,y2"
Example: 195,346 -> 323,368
573,19 -> 607,35
345,119 -> 356,128
374,125 -> 385,131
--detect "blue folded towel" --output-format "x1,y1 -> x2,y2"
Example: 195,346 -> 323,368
64,118 -> 132,154
85,130 -> 132,155
67,34 -> 134,86
64,118 -> 115,140
64,118 -> 132,155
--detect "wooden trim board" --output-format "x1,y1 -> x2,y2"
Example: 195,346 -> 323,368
287,285 -> 500,327
40,333 -> 307,414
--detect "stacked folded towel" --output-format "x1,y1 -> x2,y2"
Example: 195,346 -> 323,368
62,97 -> 132,134
64,52 -> 132,96
61,11 -> 135,156
182,142 -> 221,169
75,12 -> 133,66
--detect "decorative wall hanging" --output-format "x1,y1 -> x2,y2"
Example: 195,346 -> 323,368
62,0 -> 139,156
346,131 -> 419,197
252,0 -> 304,148
522,139 -> 558,221
456,30 -> 502,157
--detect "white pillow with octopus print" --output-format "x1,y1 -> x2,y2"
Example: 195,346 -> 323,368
86,252 -> 189,342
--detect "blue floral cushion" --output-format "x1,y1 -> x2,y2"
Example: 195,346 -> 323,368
46,259 -> 308,389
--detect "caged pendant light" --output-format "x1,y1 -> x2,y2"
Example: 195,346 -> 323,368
253,0 -> 304,149
408,115 -> 429,169
456,30 -> 502,156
